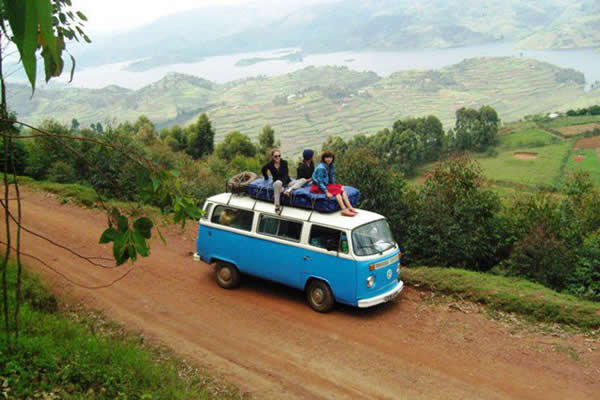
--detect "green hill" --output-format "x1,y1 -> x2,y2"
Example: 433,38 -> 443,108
518,1 -> 600,49
7,57 -> 600,154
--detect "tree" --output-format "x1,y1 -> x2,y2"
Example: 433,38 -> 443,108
336,147 -> 407,214
369,128 -> 420,176
70,118 -> 80,132
321,135 -> 348,156
421,115 -> 444,161
258,125 -> 275,152
162,125 -> 188,153
133,115 -> 158,146
455,107 -> 480,151
185,113 -> 214,159
91,122 -> 104,133
479,106 -> 500,148
215,131 -> 256,161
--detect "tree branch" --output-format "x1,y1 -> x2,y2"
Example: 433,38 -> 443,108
0,199 -> 118,268
0,240 -> 135,290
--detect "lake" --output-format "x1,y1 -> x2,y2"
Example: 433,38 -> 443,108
50,43 -> 600,90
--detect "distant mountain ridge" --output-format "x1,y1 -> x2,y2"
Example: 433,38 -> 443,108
8,58 -> 600,154
74,0 -> 600,71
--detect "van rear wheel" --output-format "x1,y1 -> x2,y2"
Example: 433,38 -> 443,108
306,280 -> 334,312
215,261 -> 240,289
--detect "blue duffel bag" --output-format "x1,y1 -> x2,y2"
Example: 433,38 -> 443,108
246,177 -> 360,213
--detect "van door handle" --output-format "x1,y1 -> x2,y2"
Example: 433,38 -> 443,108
208,231 -> 212,236
303,256 -> 311,261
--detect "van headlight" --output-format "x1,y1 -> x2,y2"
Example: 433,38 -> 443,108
366,275 -> 375,288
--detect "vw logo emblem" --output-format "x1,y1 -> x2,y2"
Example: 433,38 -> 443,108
386,269 -> 392,280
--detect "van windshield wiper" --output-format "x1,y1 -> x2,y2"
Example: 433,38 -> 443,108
381,242 -> 396,253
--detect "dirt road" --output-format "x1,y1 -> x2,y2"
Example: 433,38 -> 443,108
3,187 -> 599,399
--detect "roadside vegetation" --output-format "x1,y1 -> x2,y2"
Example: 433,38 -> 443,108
404,267 -> 600,330
0,263 -> 240,399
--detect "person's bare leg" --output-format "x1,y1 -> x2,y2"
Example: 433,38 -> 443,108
336,194 -> 354,216
342,190 -> 357,212
335,194 -> 346,210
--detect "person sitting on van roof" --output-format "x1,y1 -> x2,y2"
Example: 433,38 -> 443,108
282,149 -> 314,197
310,151 -> 357,217
296,149 -> 315,181
262,148 -> 291,215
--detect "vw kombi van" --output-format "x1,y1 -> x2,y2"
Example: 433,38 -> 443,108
194,193 -> 404,312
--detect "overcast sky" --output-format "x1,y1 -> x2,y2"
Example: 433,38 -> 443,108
75,0 -> 333,36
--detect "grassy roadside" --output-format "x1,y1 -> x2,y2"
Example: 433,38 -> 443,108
12,176 -> 163,218
403,267 -> 600,330
0,263 -> 241,399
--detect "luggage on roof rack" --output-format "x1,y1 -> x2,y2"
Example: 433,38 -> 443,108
245,177 -> 360,213
227,171 -> 258,194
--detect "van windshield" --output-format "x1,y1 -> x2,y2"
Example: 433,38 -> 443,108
352,220 -> 395,256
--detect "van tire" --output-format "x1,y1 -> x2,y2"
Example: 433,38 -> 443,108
306,280 -> 334,312
215,261 -> 241,289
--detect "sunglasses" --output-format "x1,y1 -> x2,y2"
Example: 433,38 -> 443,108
273,154 -> 281,158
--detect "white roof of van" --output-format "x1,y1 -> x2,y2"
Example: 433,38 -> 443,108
206,193 -> 385,230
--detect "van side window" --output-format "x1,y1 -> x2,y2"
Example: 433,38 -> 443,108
211,206 -> 254,231
258,215 -> 302,241
202,203 -> 213,220
309,225 -> 348,254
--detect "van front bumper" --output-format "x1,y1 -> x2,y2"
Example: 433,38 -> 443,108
357,280 -> 404,308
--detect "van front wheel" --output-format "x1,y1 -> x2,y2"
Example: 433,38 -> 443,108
215,262 -> 240,289
306,280 -> 334,312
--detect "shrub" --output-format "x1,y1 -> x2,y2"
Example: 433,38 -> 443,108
503,225 -> 574,291
0,136 -> 28,175
25,120 -> 79,180
402,156 -> 505,269
336,147 -> 406,213
567,230 -> 600,301
47,161 -> 77,183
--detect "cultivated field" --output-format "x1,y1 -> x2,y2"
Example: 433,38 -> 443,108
498,122 -> 561,148
9,57 -> 600,155
567,137 -> 600,185
477,141 -> 572,187
558,122 -> 600,136
543,115 -> 600,129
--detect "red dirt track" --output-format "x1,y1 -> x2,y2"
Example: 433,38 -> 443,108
2,187 -> 599,399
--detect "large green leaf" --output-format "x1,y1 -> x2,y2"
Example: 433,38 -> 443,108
6,0 -> 38,90
99,227 -> 119,244
113,231 -> 130,265
133,217 -> 153,239
117,215 -> 129,232
132,231 -> 149,258
37,0 -> 59,67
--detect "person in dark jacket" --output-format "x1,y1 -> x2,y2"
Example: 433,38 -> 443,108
282,149 -> 314,196
261,148 -> 290,214
310,151 -> 357,216
296,149 -> 315,180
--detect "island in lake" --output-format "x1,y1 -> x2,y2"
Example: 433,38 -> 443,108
235,52 -> 304,67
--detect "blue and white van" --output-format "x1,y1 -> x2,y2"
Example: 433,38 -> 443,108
194,193 -> 404,312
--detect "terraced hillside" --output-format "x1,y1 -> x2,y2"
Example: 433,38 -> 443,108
7,57 -> 600,154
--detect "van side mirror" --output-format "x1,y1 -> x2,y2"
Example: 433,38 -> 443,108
326,239 -> 338,252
